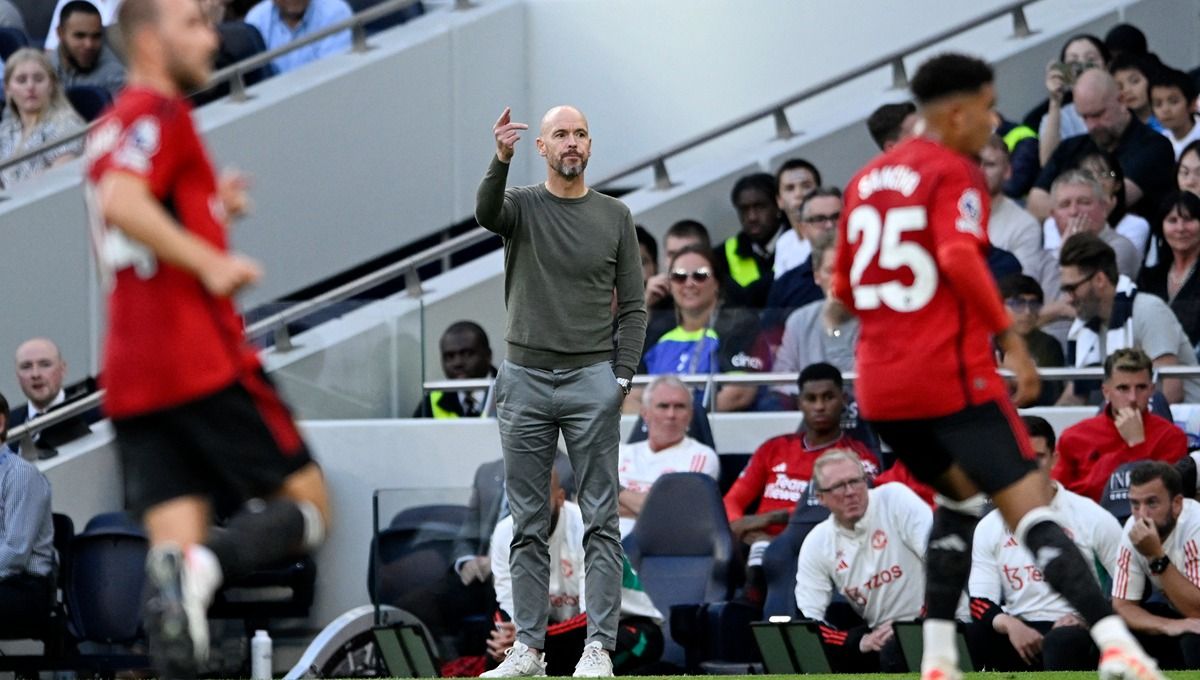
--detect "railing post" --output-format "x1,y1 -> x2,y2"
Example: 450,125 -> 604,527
229,71 -> 248,103
405,267 -> 424,297
772,108 -> 794,140
274,325 -> 294,352
652,159 -> 674,191
890,57 -> 908,89
1010,6 -> 1036,38
352,23 -> 370,52
18,432 -> 35,462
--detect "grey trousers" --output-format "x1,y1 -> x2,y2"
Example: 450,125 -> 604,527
494,360 -> 625,650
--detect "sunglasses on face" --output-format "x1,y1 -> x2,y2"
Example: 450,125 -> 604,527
670,267 -> 714,284
1005,298 -> 1042,312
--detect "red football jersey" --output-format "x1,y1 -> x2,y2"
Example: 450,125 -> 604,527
86,88 -> 257,418
833,137 -> 1011,421
723,432 -> 879,535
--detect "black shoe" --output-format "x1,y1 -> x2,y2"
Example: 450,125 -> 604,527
144,547 -> 198,679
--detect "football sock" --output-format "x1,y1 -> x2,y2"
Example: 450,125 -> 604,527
1015,507 -> 1113,626
206,498 -> 306,581
924,506 -> 977,622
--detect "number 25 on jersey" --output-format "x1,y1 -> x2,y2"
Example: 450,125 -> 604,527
847,205 -> 938,312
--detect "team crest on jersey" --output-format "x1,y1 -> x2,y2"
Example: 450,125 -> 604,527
872,529 -> 888,550
955,189 -> 983,237
114,116 -> 161,174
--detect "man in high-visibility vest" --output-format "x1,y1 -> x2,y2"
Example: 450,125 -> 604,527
414,321 -> 496,418
715,172 -> 782,309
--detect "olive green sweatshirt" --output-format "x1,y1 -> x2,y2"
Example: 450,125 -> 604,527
475,156 -> 647,380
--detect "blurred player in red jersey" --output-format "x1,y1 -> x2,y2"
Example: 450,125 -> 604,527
828,53 -> 1164,680
84,0 -> 330,676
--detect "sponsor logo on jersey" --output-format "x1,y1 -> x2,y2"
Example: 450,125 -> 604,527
836,559 -> 850,572
955,188 -> 983,237
730,352 -> 765,371
856,165 -> 920,199
1004,535 -> 1019,548
764,473 -> 808,502
872,529 -> 888,550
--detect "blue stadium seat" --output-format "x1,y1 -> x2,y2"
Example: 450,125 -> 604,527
67,516 -> 148,646
368,504 -> 468,632
624,472 -> 734,668
761,485 -> 829,619
65,85 -> 113,122
626,401 -> 716,450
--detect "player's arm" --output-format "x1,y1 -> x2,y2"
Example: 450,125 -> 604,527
1113,596 -> 1200,635
97,171 -> 260,296
1129,514 -> 1200,617
618,488 -> 647,518
794,530 -> 835,621
613,216 -> 649,382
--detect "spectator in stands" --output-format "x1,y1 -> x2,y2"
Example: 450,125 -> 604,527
865,101 -> 917,151
0,389 -> 56,633
1043,156 -> 1151,268
772,158 -> 822,279
979,134 -> 1042,273
642,219 -> 712,326
45,0 -> 120,51
967,415 -> 1119,671
1151,67 -> 1200,160
1104,23 -> 1149,62
1178,141 -> 1200,196
1139,192 -> 1200,354
10,337 -> 92,457
200,0 -> 229,23
714,172 -> 781,309
1112,461 -> 1200,668
635,225 -> 657,285
488,467 -> 664,676
762,187 -> 842,337
616,375 -> 718,537
793,449 -> 930,673
0,49 -> 85,189
772,232 -> 858,405
1054,348 -> 1187,502
996,116 -> 1041,199
724,363 -> 879,548
0,0 -> 25,32
1030,68 -> 1175,222
1111,53 -> 1162,132
245,0 -> 352,75
1049,169 -> 1143,280
1058,233 -> 1200,404
999,275 -> 1064,406
412,321 -> 495,419
633,244 -> 766,413
1035,34 -> 1109,166
49,1 -> 126,96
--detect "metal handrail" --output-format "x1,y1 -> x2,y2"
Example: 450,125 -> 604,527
0,0 -> 428,178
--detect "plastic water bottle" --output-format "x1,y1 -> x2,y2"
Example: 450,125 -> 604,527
251,629 -> 273,679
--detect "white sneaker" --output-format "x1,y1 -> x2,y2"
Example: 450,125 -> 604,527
919,657 -> 962,680
481,641 -> 547,678
181,545 -> 222,664
1099,640 -> 1168,680
573,641 -> 614,677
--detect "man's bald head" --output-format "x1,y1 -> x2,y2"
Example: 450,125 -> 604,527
1073,68 -> 1129,150
118,0 -> 161,39
1074,68 -> 1120,106
15,338 -> 67,410
539,105 -> 588,137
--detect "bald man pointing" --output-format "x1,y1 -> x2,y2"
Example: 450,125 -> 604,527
475,106 -> 646,678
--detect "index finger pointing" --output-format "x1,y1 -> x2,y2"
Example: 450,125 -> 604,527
495,106 -> 512,128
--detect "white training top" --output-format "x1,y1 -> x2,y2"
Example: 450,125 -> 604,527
490,500 -> 663,624
794,483 -> 932,627
617,436 -> 719,536
969,483 -> 1122,621
1113,498 -> 1200,602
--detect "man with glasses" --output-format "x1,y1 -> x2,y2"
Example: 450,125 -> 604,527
793,448 -> 932,673
1054,348 -> 1187,502
763,187 -> 843,341
1058,233 -> 1200,404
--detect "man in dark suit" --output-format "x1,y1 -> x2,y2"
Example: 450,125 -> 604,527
10,338 -> 91,458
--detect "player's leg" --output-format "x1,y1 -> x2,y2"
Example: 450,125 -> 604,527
871,417 -> 982,678
558,362 -> 623,677
489,362 -> 558,677
1041,623 -> 1099,671
952,401 -> 1164,680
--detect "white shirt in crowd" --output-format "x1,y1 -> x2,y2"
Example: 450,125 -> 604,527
772,229 -> 810,280
794,483 -> 932,627
1113,498 -> 1200,601
970,483 -> 1122,622
617,436 -> 719,537
1162,121 -> 1200,161
490,501 -> 662,624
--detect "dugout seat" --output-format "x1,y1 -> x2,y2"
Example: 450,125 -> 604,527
623,472 -> 735,669
1101,461 -> 1143,526
762,485 -> 830,619
368,504 -> 468,634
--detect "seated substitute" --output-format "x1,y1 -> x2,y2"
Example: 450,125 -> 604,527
1112,462 -> 1200,669
1053,348 -> 1187,502
484,468 -> 663,677
967,415 -> 1121,671
617,375 -> 718,538
793,449 -> 931,673
0,391 -> 56,635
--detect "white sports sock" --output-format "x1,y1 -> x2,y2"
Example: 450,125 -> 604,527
185,543 -> 224,602
922,618 -> 958,666
1091,614 -> 1136,647
296,500 -> 326,552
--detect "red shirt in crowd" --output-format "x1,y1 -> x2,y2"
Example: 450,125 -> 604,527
1053,407 -> 1188,502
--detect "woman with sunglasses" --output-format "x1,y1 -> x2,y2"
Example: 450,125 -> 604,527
632,245 -> 766,413
1138,192 -> 1200,359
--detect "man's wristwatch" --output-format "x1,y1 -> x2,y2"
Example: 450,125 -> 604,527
1149,554 -> 1171,575
616,377 -> 632,395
